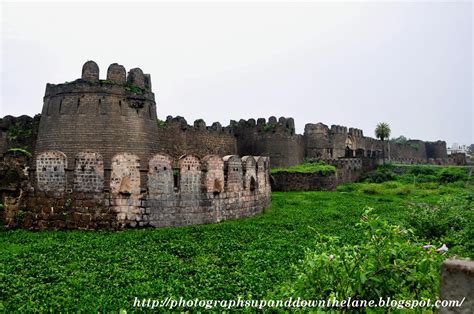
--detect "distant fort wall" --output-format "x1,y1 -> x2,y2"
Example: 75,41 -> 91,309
0,60 -> 461,174
155,116 -> 238,159
0,113 -> 461,170
230,117 -> 305,168
0,60 -> 464,231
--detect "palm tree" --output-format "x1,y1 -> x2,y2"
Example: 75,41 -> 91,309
375,122 -> 391,164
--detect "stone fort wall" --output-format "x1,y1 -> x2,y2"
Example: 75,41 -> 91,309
271,158 -> 378,192
0,60 -> 460,174
4,152 -> 270,230
1,113 -> 460,171
304,122 -> 450,165
229,117 -> 305,168
155,116 -> 238,158
35,61 -> 160,170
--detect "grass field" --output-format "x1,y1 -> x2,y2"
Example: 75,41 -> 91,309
0,164 -> 472,311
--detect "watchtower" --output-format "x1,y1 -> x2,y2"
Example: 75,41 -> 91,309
35,61 -> 159,170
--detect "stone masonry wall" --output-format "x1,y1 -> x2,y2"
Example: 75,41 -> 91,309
155,116 -> 238,159
0,115 -> 40,161
271,158 -> 378,192
231,117 -> 305,168
35,61 -> 159,171
2,151 -> 271,230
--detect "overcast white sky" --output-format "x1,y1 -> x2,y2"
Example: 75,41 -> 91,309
1,0 -> 472,145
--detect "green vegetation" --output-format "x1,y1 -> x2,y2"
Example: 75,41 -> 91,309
271,161 -> 336,176
99,79 -> 114,85
0,164 -> 472,311
7,123 -> 32,141
279,209 -> 446,302
375,122 -> 391,164
391,135 -> 408,144
468,144 -> 474,154
262,123 -> 276,133
125,85 -> 144,94
390,136 -> 419,150
157,119 -> 167,129
6,147 -> 32,157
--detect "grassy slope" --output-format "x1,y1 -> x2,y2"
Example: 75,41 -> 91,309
0,180 -> 472,311
270,162 -> 336,175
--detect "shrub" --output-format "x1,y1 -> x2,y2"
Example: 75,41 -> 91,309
381,181 -> 402,189
125,85 -> 144,94
437,167 -> 467,183
360,184 -> 381,195
409,166 -> 436,176
262,124 -> 276,133
157,119 -> 167,129
336,184 -> 357,193
407,192 -> 473,256
392,185 -> 412,196
280,209 -> 446,307
7,124 -> 32,141
6,147 -> 32,157
360,168 -> 396,183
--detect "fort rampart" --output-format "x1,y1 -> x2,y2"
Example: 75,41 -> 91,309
2,152 -> 270,230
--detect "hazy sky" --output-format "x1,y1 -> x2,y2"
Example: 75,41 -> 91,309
1,1 -> 472,145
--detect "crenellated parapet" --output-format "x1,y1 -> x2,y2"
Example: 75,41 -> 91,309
153,116 -> 238,160
162,116 -> 232,134
348,128 -> 363,138
22,150 -> 271,229
230,116 -> 296,136
36,60 -> 160,170
228,116 -> 303,168
330,125 -> 348,134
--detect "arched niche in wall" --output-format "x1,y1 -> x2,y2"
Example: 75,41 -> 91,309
110,153 -> 140,196
242,156 -> 257,191
148,154 -> 174,195
223,155 -> 243,192
178,155 -> 201,194
202,155 -> 224,194
36,151 -> 67,192
73,151 -> 104,192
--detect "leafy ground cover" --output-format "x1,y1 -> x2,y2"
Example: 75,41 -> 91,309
0,164 -> 472,311
271,160 -> 336,176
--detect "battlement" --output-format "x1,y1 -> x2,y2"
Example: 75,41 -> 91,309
34,150 -> 270,195
45,61 -> 154,103
36,61 -> 160,170
330,125 -> 348,134
304,123 -> 329,135
162,116 -> 231,133
229,116 -> 296,135
80,60 -> 152,90
348,127 -> 363,137
22,150 -> 271,229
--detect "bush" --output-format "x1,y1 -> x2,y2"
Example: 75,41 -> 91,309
360,168 -> 396,183
336,184 -> 357,193
6,147 -> 31,157
280,209 -> 446,307
360,184 -> 381,195
437,167 -> 467,183
392,185 -> 412,196
409,166 -> 436,176
407,192 -> 474,256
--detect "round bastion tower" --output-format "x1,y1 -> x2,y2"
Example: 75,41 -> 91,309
35,61 -> 160,170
